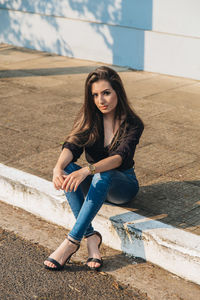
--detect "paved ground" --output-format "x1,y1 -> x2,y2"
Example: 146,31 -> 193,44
1,200 -> 200,300
0,43 -> 199,235
0,228 -> 142,300
0,43 -> 200,299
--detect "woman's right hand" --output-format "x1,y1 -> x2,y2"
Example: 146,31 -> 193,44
52,167 -> 66,190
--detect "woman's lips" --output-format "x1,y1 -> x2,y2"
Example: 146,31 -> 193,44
100,105 -> 108,110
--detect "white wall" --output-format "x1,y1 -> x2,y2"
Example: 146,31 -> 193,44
0,0 -> 200,80
153,0 -> 200,38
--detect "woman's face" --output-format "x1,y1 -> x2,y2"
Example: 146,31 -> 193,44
91,80 -> 118,116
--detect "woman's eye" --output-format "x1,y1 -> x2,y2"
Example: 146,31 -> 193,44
104,91 -> 110,95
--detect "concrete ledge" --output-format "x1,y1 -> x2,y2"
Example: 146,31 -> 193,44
0,163 -> 200,285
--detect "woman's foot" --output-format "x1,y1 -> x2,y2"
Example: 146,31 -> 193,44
86,232 -> 103,270
44,236 -> 80,270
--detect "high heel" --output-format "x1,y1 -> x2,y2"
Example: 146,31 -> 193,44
85,231 -> 103,271
44,236 -> 80,271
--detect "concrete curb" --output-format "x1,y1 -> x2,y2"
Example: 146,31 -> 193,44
0,163 -> 200,285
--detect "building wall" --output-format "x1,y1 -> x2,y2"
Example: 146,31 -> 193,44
0,0 -> 199,80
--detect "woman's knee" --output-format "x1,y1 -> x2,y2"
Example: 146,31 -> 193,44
107,183 -> 139,205
106,196 -> 130,205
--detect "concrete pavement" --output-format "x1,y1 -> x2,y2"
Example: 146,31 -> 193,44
1,200 -> 200,300
0,43 -> 200,286
0,228 -> 142,300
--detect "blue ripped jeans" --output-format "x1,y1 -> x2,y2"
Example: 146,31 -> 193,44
64,162 -> 139,242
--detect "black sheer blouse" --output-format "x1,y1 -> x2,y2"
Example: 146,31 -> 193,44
62,115 -> 144,171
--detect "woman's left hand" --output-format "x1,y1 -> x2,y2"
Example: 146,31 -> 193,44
62,167 -> 90,192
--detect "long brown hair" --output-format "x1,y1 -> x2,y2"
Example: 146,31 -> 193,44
66,66 -> 143,149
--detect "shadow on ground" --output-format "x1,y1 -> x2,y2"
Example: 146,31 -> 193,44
122,180 -> 200,230
0,66 -> 112,78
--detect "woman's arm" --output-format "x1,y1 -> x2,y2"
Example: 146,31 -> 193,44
53,148 -> 73,190
62,154 -> 122,192
92,154 -> 122,174
54,148 -> 73,170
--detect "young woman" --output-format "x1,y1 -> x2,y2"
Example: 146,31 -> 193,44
44,66 -> 144,271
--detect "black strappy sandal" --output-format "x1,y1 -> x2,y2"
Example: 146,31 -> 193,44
44,236 -> 80,271
85,231 -> 103,271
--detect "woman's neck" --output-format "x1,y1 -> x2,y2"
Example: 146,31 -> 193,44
103,111 -> 115,123
103,113 -> 115,131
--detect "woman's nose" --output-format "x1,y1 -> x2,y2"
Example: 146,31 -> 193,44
98,94 -> 104,104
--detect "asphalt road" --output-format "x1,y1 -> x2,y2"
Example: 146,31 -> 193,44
0,228 -> 148,300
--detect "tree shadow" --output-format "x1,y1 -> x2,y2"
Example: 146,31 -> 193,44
0,1 -> 153,70
67,0 -> 153,69
0,5 -> 73,57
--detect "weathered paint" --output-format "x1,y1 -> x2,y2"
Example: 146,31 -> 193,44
0,163 -> 200,285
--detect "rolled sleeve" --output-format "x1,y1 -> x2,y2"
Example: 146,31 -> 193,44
109,122 -> 144,168
62,142 -> 84,162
